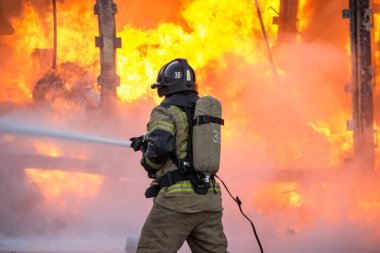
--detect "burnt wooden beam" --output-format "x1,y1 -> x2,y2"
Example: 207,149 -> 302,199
94,0 -> 121,104
344,0 -> 375,171
272,0 -> 299,44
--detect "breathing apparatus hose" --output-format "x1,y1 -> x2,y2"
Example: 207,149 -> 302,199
215,175 -> 264,253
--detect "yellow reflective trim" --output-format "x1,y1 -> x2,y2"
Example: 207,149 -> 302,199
179,142 -> 187,159
172,106 -> 187,127
167,188 -> 196,193
145,157 -> 164,169
150,124 -> 174,135
150,121 -> 174,131
150,120 -> 174,129
149,121 -> 175,135
171,106 -> 188,159
165,187 -> 221,194
161,180 -> 221,194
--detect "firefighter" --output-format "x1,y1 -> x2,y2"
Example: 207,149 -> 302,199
130,58 -> 228,253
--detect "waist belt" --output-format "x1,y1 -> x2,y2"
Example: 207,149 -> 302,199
145,170 -> 187,198
145,169 -> 216,198
158,169 -> 188,187
145,151 -> 211,198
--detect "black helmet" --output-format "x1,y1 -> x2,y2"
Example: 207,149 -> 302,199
151,58 -> 197,97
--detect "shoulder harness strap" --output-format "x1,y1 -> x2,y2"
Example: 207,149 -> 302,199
145,105 -> 212,198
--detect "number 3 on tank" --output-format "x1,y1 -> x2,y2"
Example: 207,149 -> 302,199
213,130 -> 221,144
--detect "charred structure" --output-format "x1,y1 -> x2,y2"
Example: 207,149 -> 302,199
273,0 -> 299,44
344,0 -> 375,170
94,0 -> 122,104
1,1 -> 380,252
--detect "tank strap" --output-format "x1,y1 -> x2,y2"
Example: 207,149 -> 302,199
160,153 -> 195,188
193,115 -> 224,125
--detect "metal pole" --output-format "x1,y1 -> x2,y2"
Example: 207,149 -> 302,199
52,0 -> 57,70
344,0 -> 375,171
254,0 -> 280,86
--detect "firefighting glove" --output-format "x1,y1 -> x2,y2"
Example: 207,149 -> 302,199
130,135 -> 147,152
140,156 -> 157,179
147,170 -> 157,179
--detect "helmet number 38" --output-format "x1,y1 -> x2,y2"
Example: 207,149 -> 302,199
174,71 -> 182,79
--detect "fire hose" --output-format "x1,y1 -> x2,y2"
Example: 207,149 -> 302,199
0,119 -> 132,148
0,118 -> 264,252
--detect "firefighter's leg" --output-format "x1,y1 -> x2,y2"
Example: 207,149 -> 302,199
137,204 -> 193,253
186,211 -> 229,253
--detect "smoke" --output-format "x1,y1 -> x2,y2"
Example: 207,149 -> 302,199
1,0 -> 380,253
196,1 -> 379,252
0,103 -> 154,251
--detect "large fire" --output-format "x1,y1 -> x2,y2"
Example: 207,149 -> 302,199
25,168 -> 104,209
1,0 -> 282,103
0,0 -> 380,251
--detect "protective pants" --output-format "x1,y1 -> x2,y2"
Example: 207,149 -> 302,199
137,204 -> 229,253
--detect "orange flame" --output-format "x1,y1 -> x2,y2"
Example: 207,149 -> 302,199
3,1 -> 380,238
254,182 -> 304,212
1,0 -> 283,103
33,141 -> 62,157
308,119 -> 353,168
25,168 -> 104,208
0,0 -> 357,168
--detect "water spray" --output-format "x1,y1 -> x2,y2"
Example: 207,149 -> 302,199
0,119 -> 131,147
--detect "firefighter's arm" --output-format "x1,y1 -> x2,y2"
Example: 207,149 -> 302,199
141,106 -> 175,176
